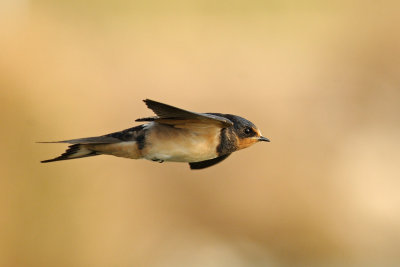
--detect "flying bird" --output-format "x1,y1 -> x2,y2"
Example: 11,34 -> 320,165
41,99 -> 270,169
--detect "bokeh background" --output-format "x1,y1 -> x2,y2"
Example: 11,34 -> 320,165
1,1 -> 400,266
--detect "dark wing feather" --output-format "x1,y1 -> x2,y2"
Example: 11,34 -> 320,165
135,116 -> 159,122
38,125 -> 145,144
138,99 -> 233,127
38,136 -> 122,144
189,154 -> 231,170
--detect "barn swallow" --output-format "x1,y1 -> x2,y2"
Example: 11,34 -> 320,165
41,99 -> 270,169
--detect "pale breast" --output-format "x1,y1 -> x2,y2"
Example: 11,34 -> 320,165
142,123 -> 221,162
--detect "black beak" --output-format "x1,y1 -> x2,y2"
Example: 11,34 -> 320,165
258,136 -> 270,142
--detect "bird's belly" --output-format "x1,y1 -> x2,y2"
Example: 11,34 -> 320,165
142,126 -> 220,162
144,139 -> 218,162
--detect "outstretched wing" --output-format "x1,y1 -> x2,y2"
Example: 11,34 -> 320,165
189,154 -> 231,169
38,125 -> 145,144
136,99 -> 233,127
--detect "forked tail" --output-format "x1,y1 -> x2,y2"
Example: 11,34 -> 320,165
41,144 -> 98,163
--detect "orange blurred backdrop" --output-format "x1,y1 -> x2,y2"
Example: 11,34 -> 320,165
1,1 -> 400,266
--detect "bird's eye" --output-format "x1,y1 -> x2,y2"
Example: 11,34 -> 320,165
244,127 -> 253,135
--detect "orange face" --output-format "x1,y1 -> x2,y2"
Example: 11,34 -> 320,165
236,127 -> 263,150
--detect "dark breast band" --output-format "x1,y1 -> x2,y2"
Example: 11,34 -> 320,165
217,128 -> 237,156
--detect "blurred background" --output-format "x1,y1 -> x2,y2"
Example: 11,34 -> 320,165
1,0 -> 400,266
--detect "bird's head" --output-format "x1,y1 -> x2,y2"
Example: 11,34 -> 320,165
223,114 -> 270,150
